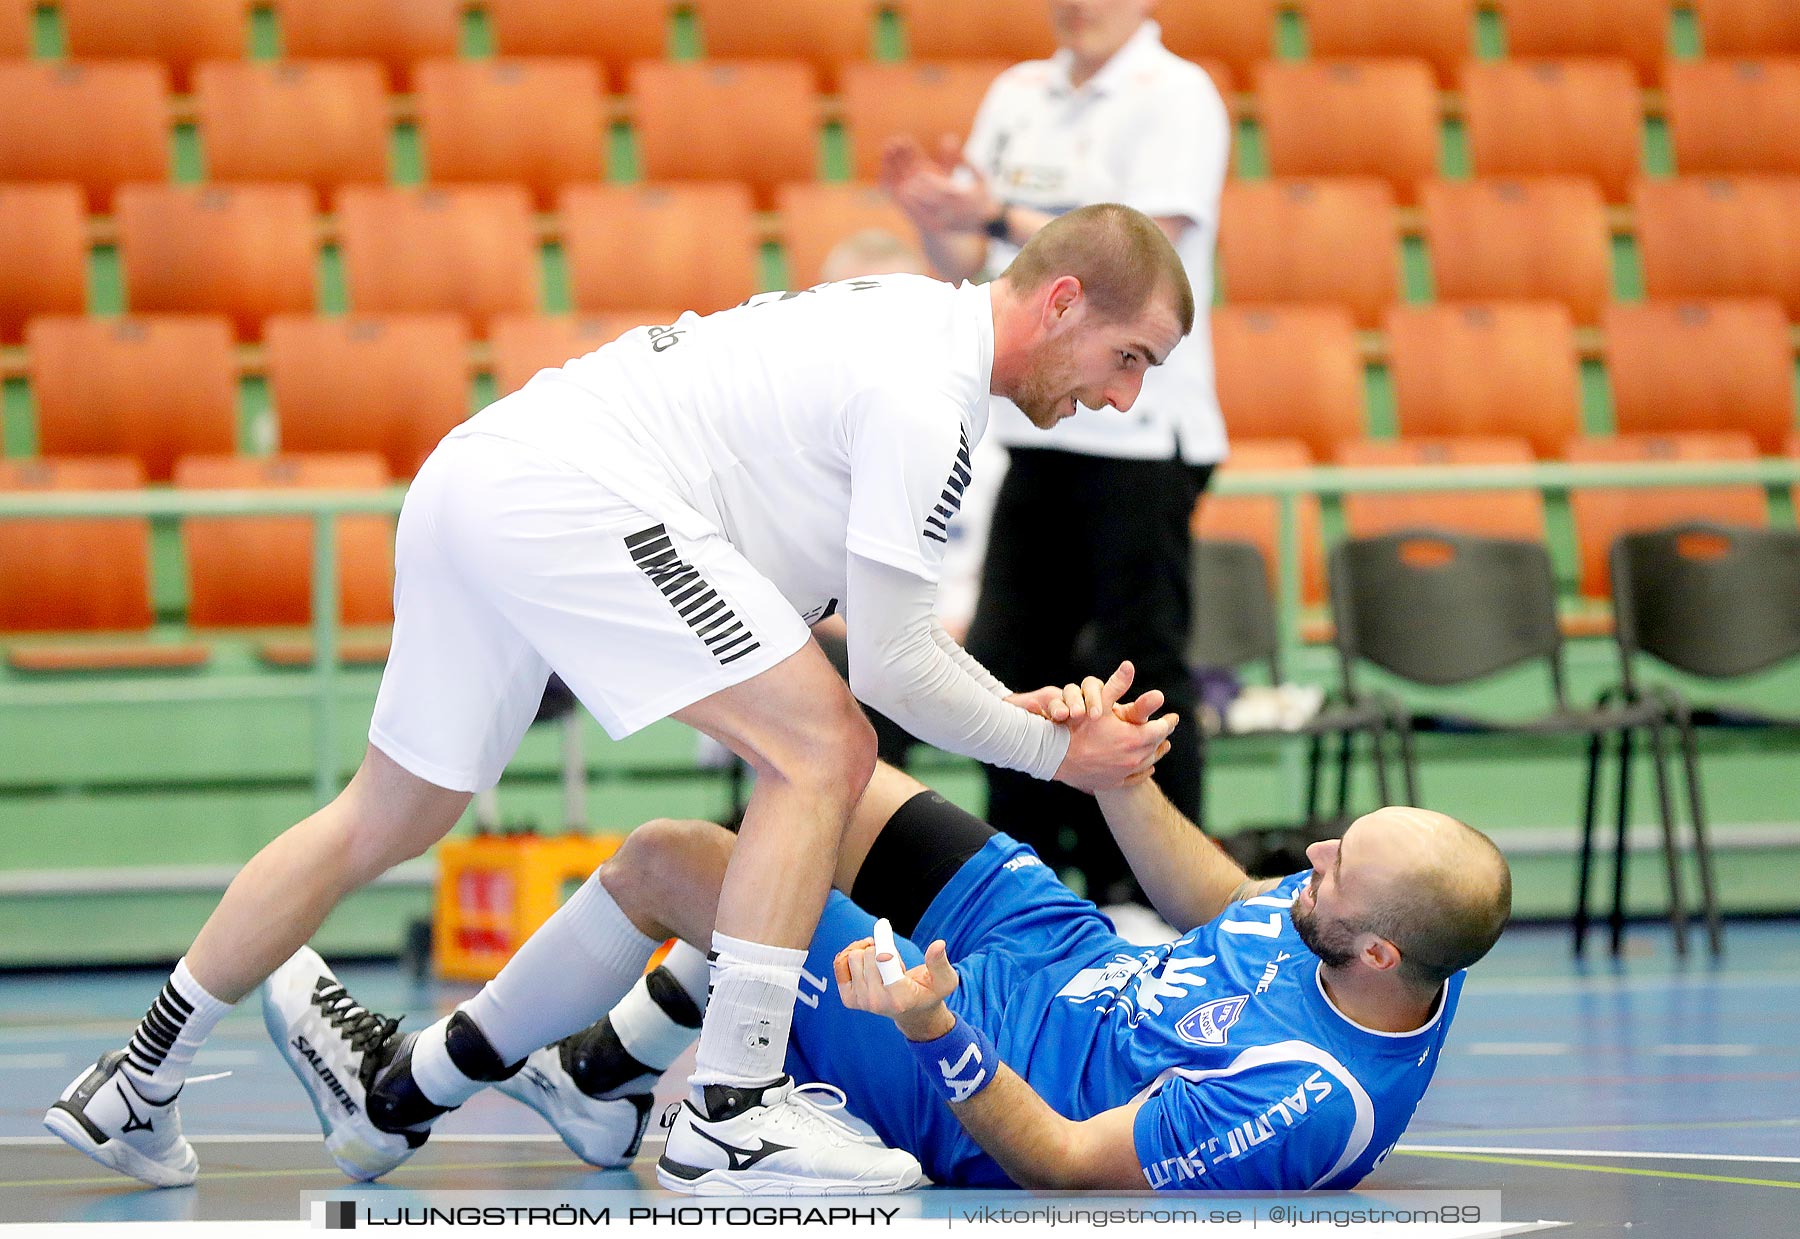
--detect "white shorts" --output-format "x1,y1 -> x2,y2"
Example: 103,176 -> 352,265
369,432 -> 810,792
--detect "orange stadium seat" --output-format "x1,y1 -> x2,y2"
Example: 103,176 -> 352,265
265,314 -> 471,478
415,59 -> 605,208
28,316 -> 238,482
1420,177 -> 1613,324
1790,432 -> 1800,515
335,185 -> 539,332
1666,60 -> 1800,176
1566,433 -> 1767,600
1193,439 -> 1328,606
116,183 -> 317,339
177,453 -> 394,630
195,60 -> 390,200
840,61 -> 1007,181
483,0 -> 670,89
1210,305 -> 1366,460
1691,0 -> 1800,56
1337,437 -> 1547,541
489,313 -> 679,397
0,458 -> 153,636
559,183 -> 759,316
1256,60 -> 1441,204
1156,0 -> 1278,87
692,0 -> 877,89
1498,0 -> 1671,86
0,0 -> 28,55
59,0 -> 248,91
1194,58 -> 1236,98
273,0 -> 461,88
1218,178 -> 1401,329
0,185 -> 87,344
630,61 -> 819,208
1298,0 -> 1475,89
0,61 -> 169,211
895,0 -> 1055,62
1386,302 -> 1584,457
1632,178 -> 1800,318
1604,300 -> 1796,452
1462,59 -> 1644,203
776,181 -> 915,289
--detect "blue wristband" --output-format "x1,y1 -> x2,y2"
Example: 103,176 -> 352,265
909,1014 -> 999,1105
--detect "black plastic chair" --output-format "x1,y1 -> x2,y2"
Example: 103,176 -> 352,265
1189,537 -> 1406,826
1607,522 -> 1800,952
1328,530 -> 1707,956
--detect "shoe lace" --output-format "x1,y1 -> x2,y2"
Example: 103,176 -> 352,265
312,982 -> 403,1070
768,1081 -> 864,1147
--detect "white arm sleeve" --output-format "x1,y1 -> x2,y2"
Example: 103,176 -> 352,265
846,552 -> 1069,781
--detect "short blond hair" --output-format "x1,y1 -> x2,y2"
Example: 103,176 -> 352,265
1001,203 -> 1194,335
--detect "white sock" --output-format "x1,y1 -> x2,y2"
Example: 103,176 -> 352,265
413,870 -> 659,1108
121,957 -> 233,1103
612,939 -> 709,1072
690,932 -> 806,1094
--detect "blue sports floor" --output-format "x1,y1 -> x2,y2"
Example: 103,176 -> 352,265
1,923 -> 1796,1235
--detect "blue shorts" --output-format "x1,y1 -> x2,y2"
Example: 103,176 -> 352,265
787,833 -> 1129,1187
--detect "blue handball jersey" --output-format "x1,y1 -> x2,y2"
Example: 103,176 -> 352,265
1005,868 -> 1463,1191
790,839 -> 1465,1191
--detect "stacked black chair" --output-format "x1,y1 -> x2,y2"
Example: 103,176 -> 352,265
1188,537 -> 1407,826
1328,530 -> 1708,956
1606,523 -> 1800,955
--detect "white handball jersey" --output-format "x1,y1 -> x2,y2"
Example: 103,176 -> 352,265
966,20 -> 1230,464
450,275 -> 994,626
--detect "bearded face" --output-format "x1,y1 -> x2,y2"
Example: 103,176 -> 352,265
1290,879 -> 1363,969
1011,329 -> 1084,429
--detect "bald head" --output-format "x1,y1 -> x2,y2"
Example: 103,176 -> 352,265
1351,807 -> 1513,991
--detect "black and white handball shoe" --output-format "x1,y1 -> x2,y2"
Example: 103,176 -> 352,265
263,946 -> 430,1181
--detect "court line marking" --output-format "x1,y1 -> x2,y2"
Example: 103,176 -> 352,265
1408,1117 -> 1800,1138
1393,1149 -> 1800,1189
0,1134 -> 565,1145
0,1159 -> 598,1191
1402,1144 -> 1800,1165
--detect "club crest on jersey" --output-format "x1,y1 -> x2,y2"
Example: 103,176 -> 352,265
1176,994 -> 1249,1047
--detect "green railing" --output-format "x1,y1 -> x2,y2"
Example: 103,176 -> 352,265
4,460 -> 1800,805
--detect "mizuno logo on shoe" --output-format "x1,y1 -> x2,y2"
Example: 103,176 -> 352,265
686,1116 -> 793,1171
521,1066 -> 553,1093
292,1034 -> 360,1116
116,1082 -> 154,1134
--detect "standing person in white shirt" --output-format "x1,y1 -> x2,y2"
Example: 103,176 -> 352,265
882,0 -> 1231,906
46,205 -> 1193,1197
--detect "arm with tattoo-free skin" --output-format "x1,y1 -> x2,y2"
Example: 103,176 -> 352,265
834,936 -> 1148,1189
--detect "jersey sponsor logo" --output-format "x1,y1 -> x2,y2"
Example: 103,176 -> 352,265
1175,994 -> 1249,1047
1142,1147 -> 1207,1189
1212,1071 -> 1334,1165
923,426 -> 973,545
1001,853 -> 1044,874
1057,946 -> 1216,1025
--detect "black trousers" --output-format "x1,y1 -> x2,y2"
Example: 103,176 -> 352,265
965,448 -> 1213,904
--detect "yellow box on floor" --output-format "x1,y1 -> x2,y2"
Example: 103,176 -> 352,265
433,831 -> 621,982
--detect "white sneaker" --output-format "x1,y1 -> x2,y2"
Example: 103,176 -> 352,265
657,1076 -> 921,1195
494,1044 -> 654,1167
262,946 -> 428,1181
43,1051 -> 199,1188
